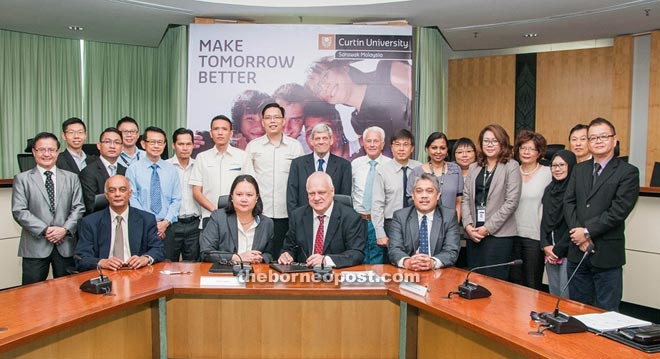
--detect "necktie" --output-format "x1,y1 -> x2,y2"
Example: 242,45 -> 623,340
45,170 -> 55,214
401,165 -> 409,207
113,216 -> 125,261
419,215 -> 429,255
150,164 -> 162,214
314,215 -> 325,255
592,162 -> 602,186
317,158 -> 325,172
363,160 -> 377,211
109,164 -> 117,176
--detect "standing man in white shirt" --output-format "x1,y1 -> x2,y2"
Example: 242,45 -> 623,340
190,115 -> 247,228
372,129 -> 421,263
351,126 -> 391,264
117,117 -> 146,167
166,128 -> 202,261
244,103 -> 304,258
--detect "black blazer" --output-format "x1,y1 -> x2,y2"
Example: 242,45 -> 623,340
79,157 -> 127,214
280,201 -> 365,268
56,149 -> 94,175
564,157 -> 639,268
286,153 -> 352,217
75,207 -> 165,271
199,209 -> 274,263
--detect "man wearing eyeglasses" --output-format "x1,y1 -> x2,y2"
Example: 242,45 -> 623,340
244,103 -> 304,259
75,175 -> 165,271
564,117 -> 639,311
125,127 -> 181,243
117,116 -> 146,167
12,132 -> 85,284
79,127 -> 127,215
56,117 -> 94,174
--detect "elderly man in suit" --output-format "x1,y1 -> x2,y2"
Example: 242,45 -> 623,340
286,122 -> 352,217
564,117 -> 639,311
75,175 -> 164,271
278,172 -> 365,268
388,173 -> 460,271
79,127 -> 127,214
12,132 -> 85,285
56,117 -> 94,174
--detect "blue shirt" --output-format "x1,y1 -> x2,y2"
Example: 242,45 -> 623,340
125,157 -> 181,223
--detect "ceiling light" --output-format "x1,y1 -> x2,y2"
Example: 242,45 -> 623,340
524,33 -> 538,38
68,26 -> 84,31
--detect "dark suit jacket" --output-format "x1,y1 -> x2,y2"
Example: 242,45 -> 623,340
388,206 -> 460,267
79,157 -> 127,214
280,201 -> 365,268
564,157 -> 639,268
56,149 -> 94,175
286,153 -> 352,217
199,209 -> 274,263
75,207 -> 165,271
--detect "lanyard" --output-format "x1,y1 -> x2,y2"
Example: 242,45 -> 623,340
479,165 -> 496,206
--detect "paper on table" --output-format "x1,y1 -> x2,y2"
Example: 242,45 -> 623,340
574,311 -> 652,332
200,276 -> 245,288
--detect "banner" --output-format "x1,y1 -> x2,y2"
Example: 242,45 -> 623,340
187,24 -> 413,159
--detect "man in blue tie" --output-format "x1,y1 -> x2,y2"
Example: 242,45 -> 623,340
125,127 -> 181,244
388,173 -> 460,271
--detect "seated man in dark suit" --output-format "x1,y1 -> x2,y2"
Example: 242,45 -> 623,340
75,175 -> 165,271
286,122 -> 352,217
388,173 -> 460,271
278,172 -> 365,268
79,128 -> 127,214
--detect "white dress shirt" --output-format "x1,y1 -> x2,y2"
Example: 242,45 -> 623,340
167,156 -> 201,218
67,148 -> 87,171
236,216 -> 260,254
313,152 -> 330,172
99,156 -> 119,177
351,154 -> 391,215
189,145 -> 247,219
37,165 -> 57,198
372,159 -> 422,238
243,135 -> 304,218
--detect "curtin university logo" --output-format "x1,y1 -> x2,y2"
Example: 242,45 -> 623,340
318,34 -> 335,50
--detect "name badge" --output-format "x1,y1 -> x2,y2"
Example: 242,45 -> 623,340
477,205 -> 486,223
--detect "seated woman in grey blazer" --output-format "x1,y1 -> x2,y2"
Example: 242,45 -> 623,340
461,124 -> 522,281
200,175 -> 274,263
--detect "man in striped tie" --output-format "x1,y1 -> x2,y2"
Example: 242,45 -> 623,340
388,173 -> 460,271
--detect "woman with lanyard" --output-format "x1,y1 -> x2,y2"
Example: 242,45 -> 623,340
540,150 -> 577,297
407,132 -> 463,219
461,124 -> 522,280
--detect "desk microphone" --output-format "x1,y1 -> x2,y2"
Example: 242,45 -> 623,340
204,251 -> 253,277
80,264 -> 112,295
447,259 -> 523,299
313,255 -> 333,283
537,243 -> 594,334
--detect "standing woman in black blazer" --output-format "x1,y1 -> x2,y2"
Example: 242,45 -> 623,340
540,150 -> 576,297
200,175 -> 274,263
462,124 -> 522,280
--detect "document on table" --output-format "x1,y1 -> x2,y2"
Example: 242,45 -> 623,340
574,311 -> 652,332
200,276 -> 246,288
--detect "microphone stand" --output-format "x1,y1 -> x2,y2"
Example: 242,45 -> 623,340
447,259 -> 523,299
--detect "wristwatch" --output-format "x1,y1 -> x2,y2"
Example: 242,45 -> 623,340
583,228 -> 590,238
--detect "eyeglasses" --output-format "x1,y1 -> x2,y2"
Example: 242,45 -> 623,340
588,134 -> 614,143
144,139 -> 165,146
65,130 -> 85,136
101,140 -> 122,146
392,141 -> 412,148
482,139 -> 499,146
34,148 -> 58,154
263,115 -> 283,121
551,163 -> 567,170
121,130 -> 139,135
519,146 -> 538,153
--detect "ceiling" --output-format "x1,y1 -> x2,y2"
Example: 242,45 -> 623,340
1,0 -> 659,50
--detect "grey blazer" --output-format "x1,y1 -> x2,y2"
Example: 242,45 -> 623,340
12,167 -> 85,258
461,160 -> 521,237
200,209 -> 274,263
388,206 -> 460,267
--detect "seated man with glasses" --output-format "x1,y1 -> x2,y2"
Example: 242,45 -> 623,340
125,127 -> 181,245
79,127 -> 127,215
12,132 -> 85,284
75,175 -> 164,271
56,117 -> 94,174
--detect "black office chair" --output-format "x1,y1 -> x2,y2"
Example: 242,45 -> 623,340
334,194 -> 353,207
93,194 -> 109,213
650,162 -> 660,187
540,144 -> 565,166
218,195 -> 229,209
82,143 -> 100,157
17,153 -> 37,172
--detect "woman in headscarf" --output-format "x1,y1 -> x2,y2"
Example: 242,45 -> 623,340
540,150 -> 577,297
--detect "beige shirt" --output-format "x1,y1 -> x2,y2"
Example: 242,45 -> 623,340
237,216 -> 259,254
189,145 -> 247,219
243,135 -> 304,218
351,154 -> 391,215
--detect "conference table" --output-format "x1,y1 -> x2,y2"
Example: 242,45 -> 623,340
0,262 -> 656,359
